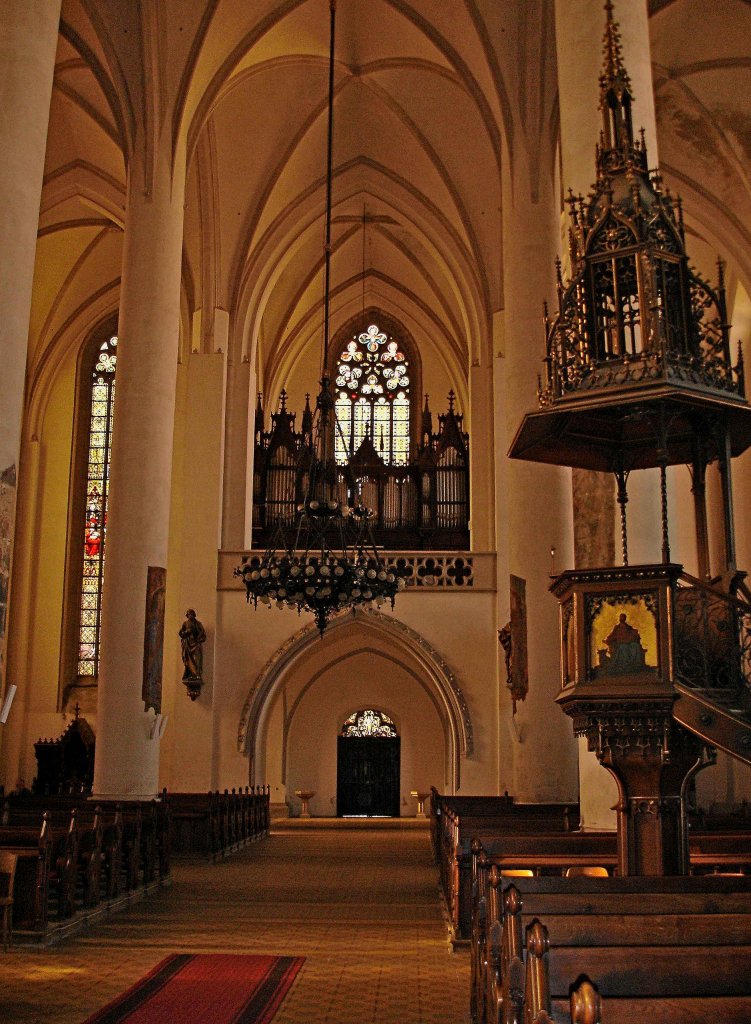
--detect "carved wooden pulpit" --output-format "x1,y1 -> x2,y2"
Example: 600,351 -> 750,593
551,564 -> 705,876
509,5 -> 751,875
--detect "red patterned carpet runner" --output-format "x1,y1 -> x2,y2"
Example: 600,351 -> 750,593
81,953 -> 305,1024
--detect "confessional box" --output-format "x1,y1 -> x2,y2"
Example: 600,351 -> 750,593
550,564 -> 683,704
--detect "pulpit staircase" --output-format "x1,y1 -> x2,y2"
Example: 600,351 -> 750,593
672,572 -> 751,765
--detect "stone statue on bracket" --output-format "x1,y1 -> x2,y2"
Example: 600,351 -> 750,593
179,608 -> 206,701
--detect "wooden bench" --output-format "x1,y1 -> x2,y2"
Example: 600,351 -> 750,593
0,815 -> 53,934
0,850 -> 17,950
430,790 -> 579,940
445,830 -> 616,942
170,791 -> 220,858
446,824 -> 751,944
689,828 -> 751,873
170,787 -> 270,860
5,803 -> 106,909
0,794 -> 171,943
5,798 -> 145,899
430,788 -> 576,863
471,864 -> 751,1024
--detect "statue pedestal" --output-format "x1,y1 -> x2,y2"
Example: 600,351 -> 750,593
182,676 -> 202,701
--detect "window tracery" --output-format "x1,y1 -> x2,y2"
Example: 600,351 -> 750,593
76,334 -> 117,677
341,708 -> 398,738
334,323 -> 410,466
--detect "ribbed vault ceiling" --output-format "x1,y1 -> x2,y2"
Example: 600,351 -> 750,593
28,0 -> 751,411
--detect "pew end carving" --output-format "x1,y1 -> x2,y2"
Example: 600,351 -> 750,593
569,978 -> 601,1024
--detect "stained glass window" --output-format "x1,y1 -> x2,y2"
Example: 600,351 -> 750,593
77,334 -> 117,676
334,323 -> 410,466
341,708 -> 398,738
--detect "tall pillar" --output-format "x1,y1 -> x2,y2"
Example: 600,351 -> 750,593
500,152 -> 577,803
555,0 -> 663,828
92,137 -> 187,800
0,1 -> 61,695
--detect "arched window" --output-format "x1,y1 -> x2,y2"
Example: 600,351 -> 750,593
60,320 -> 118,708
334,322 -> 410,466
341,708 -> 398,738
76,333 -> 117,677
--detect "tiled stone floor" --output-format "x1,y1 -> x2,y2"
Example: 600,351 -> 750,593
0,824 -> 469,1023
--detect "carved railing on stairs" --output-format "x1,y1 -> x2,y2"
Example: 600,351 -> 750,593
674,572 -> 751,696
672,572 -> 751,761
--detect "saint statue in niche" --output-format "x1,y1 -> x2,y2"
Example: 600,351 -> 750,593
601,612 -> 647,675
179,609 -> 206,700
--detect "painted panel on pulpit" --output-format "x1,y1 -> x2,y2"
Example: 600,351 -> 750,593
587,593 -> 658,679
142,566 -> 166,713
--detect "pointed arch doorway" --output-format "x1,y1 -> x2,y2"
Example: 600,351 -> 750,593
237,609 -> 475,805
337,709 -> 400,817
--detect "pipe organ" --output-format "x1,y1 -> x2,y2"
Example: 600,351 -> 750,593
252,391 -> 470,550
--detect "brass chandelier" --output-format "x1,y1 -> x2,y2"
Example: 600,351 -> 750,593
235,0 -> 404,635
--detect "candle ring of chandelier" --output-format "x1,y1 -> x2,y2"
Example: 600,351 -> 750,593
236,545 -> 405,637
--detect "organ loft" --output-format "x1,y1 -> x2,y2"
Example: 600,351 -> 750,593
0,1 -> 750,1022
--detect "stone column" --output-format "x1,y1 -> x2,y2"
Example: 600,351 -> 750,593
0,1 -> 61,694
92,136 -> 187,800
499,151 -> 577,803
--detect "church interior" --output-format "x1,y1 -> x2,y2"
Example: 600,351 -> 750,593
1,0 -> 751,1021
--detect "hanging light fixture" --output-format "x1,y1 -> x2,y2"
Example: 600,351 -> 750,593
235,0 -> 404,635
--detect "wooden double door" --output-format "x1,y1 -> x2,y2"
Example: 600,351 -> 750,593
336,736 -> 400,817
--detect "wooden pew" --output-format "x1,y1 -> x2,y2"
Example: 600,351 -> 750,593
689,828 -> 751,873
5,799 -> 130,905
0,850 -> 16,950
471,868 -> 751,1024
430,789 -> 579,940
0,793 -> 173,945
449,830 -> 616,942
66,796 -> 168,887
170,792 -> 218,858
97,804 -> 123,899
2,794 -> 170,936
431,787 -> 577,866
47,808 -> 78,918
0,814 -> 53,934
448,826 -> 751,944
473,869 -> 603,1024
169,787 -> 270,860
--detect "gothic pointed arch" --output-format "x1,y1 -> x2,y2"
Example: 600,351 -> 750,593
237,608 -> 472,792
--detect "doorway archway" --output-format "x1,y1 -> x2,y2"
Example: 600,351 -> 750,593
337,709 -> 400,817
237,609 -> 474,801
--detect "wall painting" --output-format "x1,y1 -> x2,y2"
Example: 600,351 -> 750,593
142,565 -> 166,714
